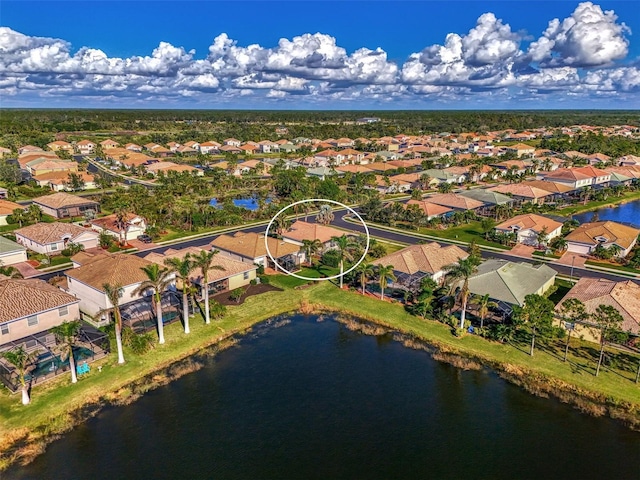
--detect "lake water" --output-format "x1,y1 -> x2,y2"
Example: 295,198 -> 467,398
573,199 -> 640,227
10,314 -> 640,480
209,197 -> 270,211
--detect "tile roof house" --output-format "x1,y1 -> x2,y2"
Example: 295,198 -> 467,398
404,200 -> 453,220
467,259 -> 557,311
90,213 -> 147,243
0,278 -> 80,345
564,221 -> 640,257
76,140 -> 96,154
540,166 -> 610,189
211,232 -> 303,271
505,143 -> 535,158
495,214 -> 563,246
143,246 -> 257,294
32,171 -> 96,192
281,221 -> 351,249
371,242 -> 469,285
556,278 -> 640,337
0,236 -> 28,266
47,141 -> 74,152
15,222 -> 100,255
488,184 -> 555,205
64,253 -> 155,323
32,192 -> 100,219
0,199 -> 25,226
423,193 -> 485,211
457,189 -> 514,206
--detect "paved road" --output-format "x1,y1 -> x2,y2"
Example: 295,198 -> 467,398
31,207 -> 638,285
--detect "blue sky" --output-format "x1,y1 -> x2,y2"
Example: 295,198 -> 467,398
1,1 -> 639,109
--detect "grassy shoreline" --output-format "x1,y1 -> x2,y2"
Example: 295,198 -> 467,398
2,281 -> 640,470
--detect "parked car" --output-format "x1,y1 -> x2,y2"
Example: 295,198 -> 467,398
137,234 -> 153,243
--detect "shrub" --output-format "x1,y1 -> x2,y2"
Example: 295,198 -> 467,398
320,249 -> 340,267
128,332 -> 155,355
229,287 -> 245,303
250,279 -> 257,285
258,275 -> 270,284
368,243 -> 387,259
209,301 -> 227,320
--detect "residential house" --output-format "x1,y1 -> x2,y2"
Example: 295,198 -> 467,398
306,167 -> 344,181
76,140 -> 96,155
404,200 -> 453,220
422,168 -> 465,185
125,143 -> 142,152
64,253 -> 156,324
223,138 -> 242,147
488,184 -> 555,205
540,166 -> 610,190
0,199 -> 25,226
371,242 -> 468,287
239,144 -> 259,155
18,145 -> 43,155
143,246 -> 257,295
25,159 -> 78,177
423,193 -> 485,212
0,147 -> 12,158
17,151 -> 60,170
333,138 -> 355,148
99,139 -> 119,150
505,143 -> 535,158
15,222 -> 100,255
32,171 -> 96,192
467,259 -> 557,312
32,192 -> 100,219
145,162 -> 203,176
46,141 -> 74,152
618,155 -> 640,167
564,221 -> 640,258
494,214 -> 563,246
200,141 -> 221,154
211,232 -> 303,271
0,236 -> 28,266
167,142 -> 181,152
281,221 -> 351,252
556,278 -> 640,340
90,213 -> 147,243
587,153 -> 611,165
0,278 -> 80,345
457,189 -> 514,207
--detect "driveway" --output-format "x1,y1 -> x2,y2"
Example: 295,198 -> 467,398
508,244 -> 535,258
555,252 -> 587,268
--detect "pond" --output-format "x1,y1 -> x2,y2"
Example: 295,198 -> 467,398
573,199 -> 640,227
10,314 -> 640,480
209,197 -> 271,211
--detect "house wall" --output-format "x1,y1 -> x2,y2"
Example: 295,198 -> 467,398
0,249 -> 28,266
227,269 -> 257,290
0,214 -> 10,227
0,302 -> 80,345
567,242 -> 592,255
65,277 -> 145,321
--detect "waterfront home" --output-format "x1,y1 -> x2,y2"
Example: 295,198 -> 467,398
32,192 -> 100,219
90,213 -> 147,243
556,278 -> 640,340
145,162 -> 203,176
0,277 -> 80,345
372,242 -> 468,288
457,189 -> 514,210
211,232 -> 303,272
281,221 -> 351,252
495,214 -> 563,246
564,221 -> 640,258
488,184 -> 555,205
423,193 -> 485,212
540,166 -> 610,190
64,253 -> 155,324
467,259 -> 557,313
0,236 -> 28,266
0,199 -> 25,226
15,222 -> 100,255
143,246 -> 257,295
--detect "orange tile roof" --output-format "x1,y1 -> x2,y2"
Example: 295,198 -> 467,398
15,222 -> 97,245
424,193 -> 484,210
495,214 -> 562,233
0,278 -> 78,323
33,192 -> 99,209
405,200 -> 452,217
564,221 -> 640,250
211,232 -> 300,259
488,184 -> 553,199
282,221 -> 348,244
0,199 -> 24,216
372,242 -> 468,275
66,253 -> 154,290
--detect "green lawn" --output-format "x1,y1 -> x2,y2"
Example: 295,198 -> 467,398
557,190 -> 640,216
269,265 -> 341,289
585,260 -> 640,275
417,220 -> 508,249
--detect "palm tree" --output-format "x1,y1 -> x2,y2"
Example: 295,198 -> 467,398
50,320 -> 82,383
2,346 -> 38,405
377,265 -> 396,301
354,262 -> 375,295
331,235 -> 356,288
444,257 -> 479,330
101,282 -> 126,364
114,205 -> 130,246
316,204 -> 334,225
192,249 -> 225,325
301,239 -> 322,265
133,264 -> 173,344
11,208 -> 27,228
474,294 -> 497,329
558,298 -> 587,362
164,255 -> 195,334
27,204 -> 42,223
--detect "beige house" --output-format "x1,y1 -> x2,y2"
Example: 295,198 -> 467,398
495,214 -> 563,246
565,221 -> 640,257
404,200 -> 453,220
0,236 -> 28,266
47,141 -> 74,152
372,242 -> 469,285
32,171 -> 96,192
143,246 -> 257,295
506,143 -> 535,158
211,231 -> 303,271
556,278 -> 640,342
15,222 -> 100,255
281,221 -> 349,252
33,192 -> 100,219
64,253 -> 155,324
0,278 -> 80,345
0,199 -> 25,226
90,213 -> 146,243
76,140 -> 96,155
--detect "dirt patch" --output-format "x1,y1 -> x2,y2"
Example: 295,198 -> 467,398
212,283 -> 283,306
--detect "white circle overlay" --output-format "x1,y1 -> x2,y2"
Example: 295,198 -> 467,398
264,199 -> 370,281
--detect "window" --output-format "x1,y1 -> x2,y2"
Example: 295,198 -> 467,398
1,324 -> 8,335
50,243 -> 58,251
27,315 -> 38,327
243,271 -> 250,280
59,306 -> 69,317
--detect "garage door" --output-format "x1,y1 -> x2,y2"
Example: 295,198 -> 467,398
567,243 -> 591,255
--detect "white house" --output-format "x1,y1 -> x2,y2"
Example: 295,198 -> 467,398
15,222 -> 100,255
564,221 -> 640,258
0,236 -> 28,266
494,214 -> 563,246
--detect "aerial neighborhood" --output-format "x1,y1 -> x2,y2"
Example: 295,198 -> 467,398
0,112 -> 639,436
